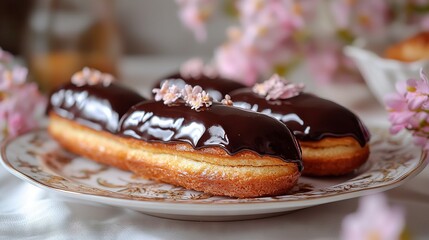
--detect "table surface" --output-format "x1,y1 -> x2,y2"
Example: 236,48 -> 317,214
1,57 -> 428,240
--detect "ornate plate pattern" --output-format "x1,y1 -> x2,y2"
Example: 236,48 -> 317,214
1,127 -> 427,221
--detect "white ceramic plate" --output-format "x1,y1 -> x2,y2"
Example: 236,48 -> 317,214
1,127 -> 427,221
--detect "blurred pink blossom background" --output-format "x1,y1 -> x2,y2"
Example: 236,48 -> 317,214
176,0 -> 429,86
341,194 -> 405,240
0,49 -> 46,137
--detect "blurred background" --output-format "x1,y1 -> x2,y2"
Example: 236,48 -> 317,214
2,0 -> 429,97
0,1 -> 235,93
0,1 -> 229,56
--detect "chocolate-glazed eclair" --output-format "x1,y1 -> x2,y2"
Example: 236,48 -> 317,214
118,82 -> 302,198
229,75 -> 370,176
152,58 -> 245,101
48,67 -> 146,169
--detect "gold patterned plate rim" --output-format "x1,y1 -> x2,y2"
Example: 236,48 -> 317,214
0,128 -> 428,212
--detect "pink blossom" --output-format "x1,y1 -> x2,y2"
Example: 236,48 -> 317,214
7,112 -> 30,137
71,67 -> 114,87
181,84 -> 202,102
152,80 -> 181,105
306,41 -> 362,84
221,94 -> 233,106
215,42 -> 267,86
0,83 -> 46,137
181,84 -> 212,109
268,82 -> 305,100
153,81 -> 212,110
341,194 -> 405,240
153,81 -> 170,102
385,68 -> 429,149
176,0 -> 216,42
202,64 -> 218,78
179,57 -> 218,79
163,84 -> 181,105
252,74 -> 304,100
0,65 -> 28,91
0,49 -> 46,137
188,90 -> 212,110
404,69 -> 429,110
385,92 -> 414,134
238,0 -> 311,41
214,0 -> 315,86
180,58 -> 205,78
306,45 -> 340,84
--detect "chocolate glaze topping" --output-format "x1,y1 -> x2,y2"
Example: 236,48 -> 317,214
152,73 -> 246,101
229,89 -> 370,147
48,83 -> 146,133
119,101 -> 302,169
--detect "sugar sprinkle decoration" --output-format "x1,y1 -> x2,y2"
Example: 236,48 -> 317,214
153,80 -> 213,110
180,57 -> 218,79
252,74 -> 304,100
71,67 -> 115,87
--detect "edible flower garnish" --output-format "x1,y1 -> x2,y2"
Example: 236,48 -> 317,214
153,80 -> 212,110
221,94 -> 233,106
153,80 -> 181,105
71,67 -> 115,87
252,74 -> 304,100
181,84 -> 212,109
180,57 -> 218,79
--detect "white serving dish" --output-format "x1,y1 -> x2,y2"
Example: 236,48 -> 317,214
344,41 -> 429,104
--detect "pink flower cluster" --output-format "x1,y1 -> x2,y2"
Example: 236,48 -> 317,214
306,41 -> 362,84
153,80 -> 213,110
214,0 -> 314,86
176,1 -> 429,86
385,69 -> 429,150
253,74 -> 304,100
179,57 -> 218,79
175,0 -> 216,42
182,84 -> 212,110
0,48 -> 46,137
306,1 -> 391,84
341,194 -> 405,240
71,67 -> 115,87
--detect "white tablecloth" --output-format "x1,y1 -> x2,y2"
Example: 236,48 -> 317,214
1,57 -> 429,240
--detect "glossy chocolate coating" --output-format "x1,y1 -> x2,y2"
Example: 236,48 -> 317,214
229,89 -> 370,147
119,101 -> 302,169
49,83 -> 146,133
152,73 -> 246,101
